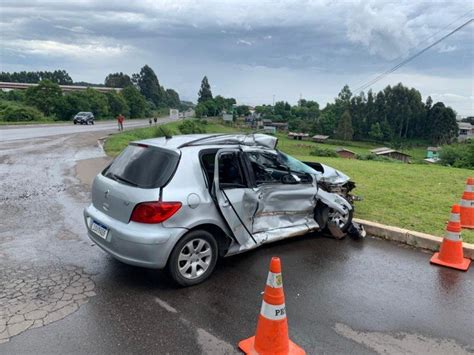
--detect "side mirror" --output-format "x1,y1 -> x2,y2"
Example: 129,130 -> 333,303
281,173 -> 300,184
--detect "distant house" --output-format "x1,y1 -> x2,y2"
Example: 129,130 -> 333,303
263,126 -> 277,134
312,135 -> 330,143
270,121 -> 289,131
184,108 -> 195,118
335,148 -> 356,159
370,147 -> 411,162
222,113 -> 233,122
458,122 -> 474,141
288,132 -> 310,140
426,147 -> 441,160
250,118 -> 288,131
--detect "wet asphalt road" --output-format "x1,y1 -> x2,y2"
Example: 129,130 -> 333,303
0,124 -> 473,354
0,118 -> 151,142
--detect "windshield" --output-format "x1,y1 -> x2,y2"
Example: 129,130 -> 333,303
103,144 -> 180,189
277,151 -> 318,175
76,112 -> 88,116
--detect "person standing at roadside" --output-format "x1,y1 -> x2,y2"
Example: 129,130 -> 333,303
117,114 -> 124,131
154,116 -> 158,125
149,118 -> 152,126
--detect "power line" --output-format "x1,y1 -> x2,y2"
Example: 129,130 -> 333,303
353,17 -> 473,93
352,9 -> 473,91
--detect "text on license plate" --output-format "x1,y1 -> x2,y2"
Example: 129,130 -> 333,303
91,220 -> 109,240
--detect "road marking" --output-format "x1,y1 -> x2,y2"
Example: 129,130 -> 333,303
196,328 -> 238,355
153,297 -> 236,353
334,323 -> 470,354
154,297 -> 178,313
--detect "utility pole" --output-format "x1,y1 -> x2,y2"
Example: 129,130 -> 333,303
272,94 -> 275,106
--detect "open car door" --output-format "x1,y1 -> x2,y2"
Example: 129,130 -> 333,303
242,149 -> 319,244
213,150 -> 259,248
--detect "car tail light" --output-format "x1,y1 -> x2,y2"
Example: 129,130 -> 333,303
130,201 -> 182,224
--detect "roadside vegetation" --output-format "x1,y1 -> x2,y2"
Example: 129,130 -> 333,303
0,67 -> 190,123
104,119 -> 474,244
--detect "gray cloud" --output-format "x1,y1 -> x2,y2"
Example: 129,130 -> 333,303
0,0 -> 472,114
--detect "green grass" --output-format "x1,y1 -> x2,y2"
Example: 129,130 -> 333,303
104,119 -> 474,244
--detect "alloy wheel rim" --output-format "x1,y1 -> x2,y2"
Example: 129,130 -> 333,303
328,206 -> 349,229
178,238 -> 212,279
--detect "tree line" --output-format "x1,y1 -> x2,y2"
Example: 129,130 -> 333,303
253,83 -> 458,145
195,76 -> 251,118
0,66 -> 185,122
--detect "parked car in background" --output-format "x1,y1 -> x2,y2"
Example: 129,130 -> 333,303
73,112 -> 94,125
84,133 -> 363,286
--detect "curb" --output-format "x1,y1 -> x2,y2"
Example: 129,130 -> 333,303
354,218 -> 474,260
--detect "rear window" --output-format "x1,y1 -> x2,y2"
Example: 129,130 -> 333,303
103,144 -> 180,189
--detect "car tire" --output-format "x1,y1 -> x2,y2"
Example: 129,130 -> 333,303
167,230 -> 218,287
326,196 -> 353,233
91,121 -> 94,125
73,121 -> 77,125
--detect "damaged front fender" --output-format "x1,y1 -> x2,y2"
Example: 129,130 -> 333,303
316,188 -> 352,215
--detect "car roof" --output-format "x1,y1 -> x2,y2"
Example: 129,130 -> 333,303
138,133 -> 278,151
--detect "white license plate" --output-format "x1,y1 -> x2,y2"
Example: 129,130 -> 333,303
91,220 -> 109,240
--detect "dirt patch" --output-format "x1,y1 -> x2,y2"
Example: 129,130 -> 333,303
75,157 -> 112,187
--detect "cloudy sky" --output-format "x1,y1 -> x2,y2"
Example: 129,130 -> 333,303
1,0 -> 473,114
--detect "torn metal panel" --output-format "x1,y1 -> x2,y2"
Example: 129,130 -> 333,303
316,189 -> 352,215
248,134 -> 278,149
226,220 -> 320,255
252,184 -> 317,233
253,219 -> 319,245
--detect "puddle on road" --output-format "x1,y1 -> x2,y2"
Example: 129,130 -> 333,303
334,323 -> 472,354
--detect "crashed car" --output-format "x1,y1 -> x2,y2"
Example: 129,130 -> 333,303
84,133 -> 363,286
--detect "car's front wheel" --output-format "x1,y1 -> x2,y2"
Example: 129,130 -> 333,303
327,197 -> 353,233
167,230 -> 218,287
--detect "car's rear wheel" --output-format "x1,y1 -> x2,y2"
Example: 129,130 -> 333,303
167,230 -> 218,286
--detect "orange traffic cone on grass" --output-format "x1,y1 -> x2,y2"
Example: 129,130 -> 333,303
430,204 -> 471,271
460,177 -> 474,229
238,257 -> 305,355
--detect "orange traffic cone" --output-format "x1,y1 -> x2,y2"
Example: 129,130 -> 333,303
460,177 -> 474,229
239,257 -> 305,355
430,205 -> 471,271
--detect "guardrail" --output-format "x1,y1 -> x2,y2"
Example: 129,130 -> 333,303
0,81 -> 121,93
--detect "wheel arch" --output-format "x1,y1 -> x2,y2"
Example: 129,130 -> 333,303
185,223 -> 232,257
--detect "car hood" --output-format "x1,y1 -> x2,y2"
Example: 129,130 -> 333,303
315,163 -> 350,185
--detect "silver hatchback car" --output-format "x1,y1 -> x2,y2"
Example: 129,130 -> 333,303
84,133 -> 360,286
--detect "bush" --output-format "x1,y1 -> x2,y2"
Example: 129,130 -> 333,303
309,146 -> 338,157
439,141 -> 474,169
178,120 -> 207,134
0,101 -> 45,121
355,154 -> 403,163
153,125 -> 175,138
